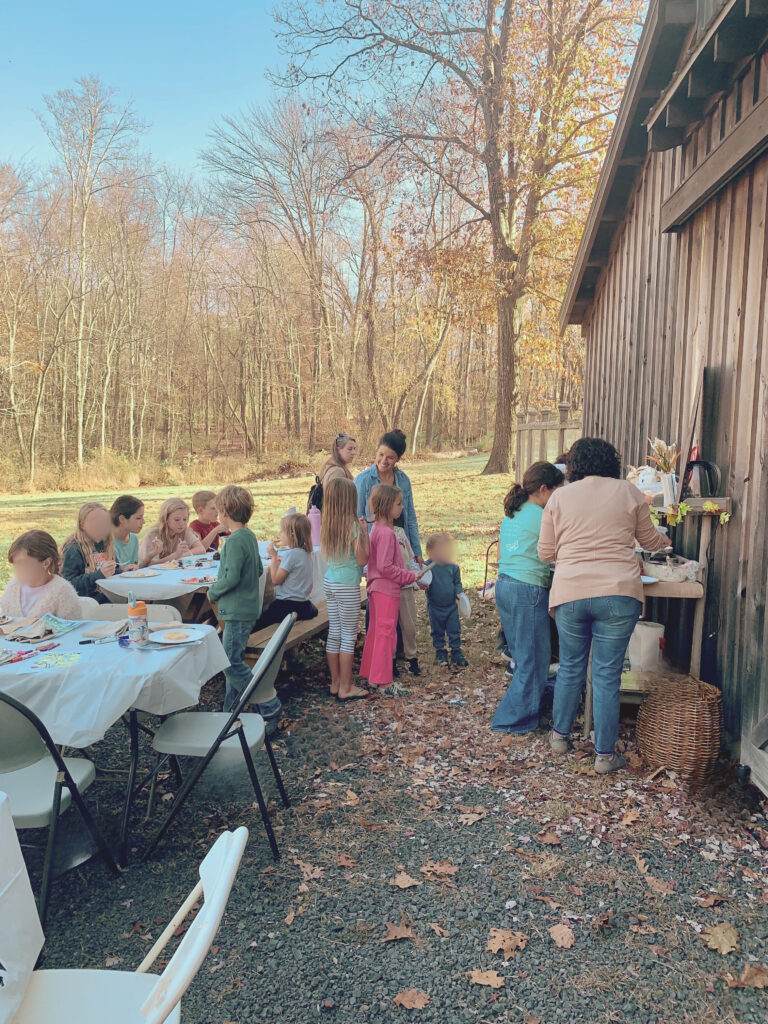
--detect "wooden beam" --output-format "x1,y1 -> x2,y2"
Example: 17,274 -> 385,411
664,0 -> 696,23
687,63 -> 729,97
746,0 -> 768,18
649,125 -> 685,151
713,23 -> 763,64
661,92 -> 768,231
665,97 -> 705,127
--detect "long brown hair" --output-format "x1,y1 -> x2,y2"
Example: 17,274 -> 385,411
9,530 -> 61,574
503,462 -> 564,518
322,433 -> 355,479
280,512 -> 313,553
62,502 -> 115,570
153,497 -> 190,558
320,478 -> 358,560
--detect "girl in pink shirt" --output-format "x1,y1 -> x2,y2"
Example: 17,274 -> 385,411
360,485 -> 426,692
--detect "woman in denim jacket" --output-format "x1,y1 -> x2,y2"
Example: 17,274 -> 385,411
355,430 -> 423,563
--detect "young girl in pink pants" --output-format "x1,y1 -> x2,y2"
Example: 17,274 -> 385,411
360,484 -> 426,693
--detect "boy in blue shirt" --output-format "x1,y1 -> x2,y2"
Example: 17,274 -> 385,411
425,533 -> 468,668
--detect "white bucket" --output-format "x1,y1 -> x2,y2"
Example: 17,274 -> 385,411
627,621 -> 665,672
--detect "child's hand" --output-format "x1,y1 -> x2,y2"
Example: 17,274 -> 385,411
150,537 -> 163,556
358,516 -> 369,529
100,560 -> 117,578
417,581 -> 429,591
266,541 -> 278,559
122,563 -> 138,572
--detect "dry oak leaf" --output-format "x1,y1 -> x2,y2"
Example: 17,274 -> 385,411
620,808 -> 640,826
383,921 -> 416,943
337,853 -> 357,868
549,923 -> 575,949
290,857 -> 324,881
389,871 -> 422,889
393,989 -> 431,1009
458,805 -> 489,825
428,922 -> 450,937
632,853 -> 649,875
697,892 -> 726,908
420,860 -> 459,880
486,928 -> 529,958
723,964 -> 768,988
645,875 -> 675,896
523,1015 -> 541,1024
629,923 -> 657,935
285,907 -> 295,926
468,969 -> 505,989
702,922 -> 739,955
536,830 -> 562,846
344,789 -> 360,806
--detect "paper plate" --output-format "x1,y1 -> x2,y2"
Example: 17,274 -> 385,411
641,575 -> 658,584
121,569 -> 159,578
419,569 -> 433,587
151,628 -> 205,645
458,593 -> 472,618
157,562 -> 182,570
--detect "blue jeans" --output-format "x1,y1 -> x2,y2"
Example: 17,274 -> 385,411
221,620 -> 254,713
553,596 -> 641,755
492,575 -> 551,734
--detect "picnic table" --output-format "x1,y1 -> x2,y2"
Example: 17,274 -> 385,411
0,620 -> 229,862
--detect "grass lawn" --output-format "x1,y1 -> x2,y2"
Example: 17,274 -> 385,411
0,454 -> 509,588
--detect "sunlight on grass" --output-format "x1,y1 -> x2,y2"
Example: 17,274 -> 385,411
0,455 -> 511,588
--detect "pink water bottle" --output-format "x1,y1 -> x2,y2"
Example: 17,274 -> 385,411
308,505 -> 322,548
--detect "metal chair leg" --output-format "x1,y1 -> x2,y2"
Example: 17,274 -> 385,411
263,734 -> 290,808
38,775 -> 64,927
239,732 -> 280,860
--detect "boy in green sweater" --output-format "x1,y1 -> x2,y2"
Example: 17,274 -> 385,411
208,485 -> 263,712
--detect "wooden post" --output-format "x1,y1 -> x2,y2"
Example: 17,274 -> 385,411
690,515 -> 713,679
539,407 -> 552,461
557,402 -> 571,458
526,410 -> 538,469
515,412 -> 526,475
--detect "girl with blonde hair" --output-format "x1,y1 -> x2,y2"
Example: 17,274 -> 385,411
61,502 -> 117,603
256,512 -> 318,627
320,478 -> 370,699
139,497 -> 205,565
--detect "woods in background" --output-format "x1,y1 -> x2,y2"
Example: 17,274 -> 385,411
0,1 -> 643,486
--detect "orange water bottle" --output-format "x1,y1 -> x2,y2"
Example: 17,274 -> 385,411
127,597 -> 149,646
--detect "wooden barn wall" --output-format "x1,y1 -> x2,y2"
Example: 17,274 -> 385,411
581,49 -> 768,746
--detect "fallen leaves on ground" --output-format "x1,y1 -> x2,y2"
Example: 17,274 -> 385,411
702,922 -> 739,954
549,923 -> 575,948
428,922 -> 449,936
419,859 -> 458,881
723,964 -> 768,988
394,989 -> 431,1009
645,874 -> 675,896
290,857 -> 324,881
468,969 -> 505,988
620,808 -> 640,826
457,805 -> 489,825
383,921 -> 416,942
336,853 -> 356,868
389,870 -> 422,889
486,928 -> 528,958
536,829 -> 561,846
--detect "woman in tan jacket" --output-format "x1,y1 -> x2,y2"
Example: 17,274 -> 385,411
320,433 -> 357,486
538,437 -> 669,773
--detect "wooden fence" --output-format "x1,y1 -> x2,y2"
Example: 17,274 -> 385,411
514,403 -> 582,473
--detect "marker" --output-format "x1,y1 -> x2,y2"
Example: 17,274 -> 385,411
79,636 -> 120,645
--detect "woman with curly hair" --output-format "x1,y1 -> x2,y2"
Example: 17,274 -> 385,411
538,437 -> 669,774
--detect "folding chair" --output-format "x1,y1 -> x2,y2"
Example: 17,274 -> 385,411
142,614 -> 296,862
82,604 -> 182,623
0,691 -> 119,927
12,827 -> 248,1024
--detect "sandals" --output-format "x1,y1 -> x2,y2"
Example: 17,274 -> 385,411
337,687 -> 368,701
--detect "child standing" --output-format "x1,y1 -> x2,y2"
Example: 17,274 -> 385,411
359,485 -> 425,695
189,490 -> 228,551
110,495 -> 147,569
394,525 -> 422,677
320,477 -> 369,700
257,513 -> 318,627
0,530 -> 81,619
207,485 -> 263,713
62,502 -> 119,603
425,532 -> 468,668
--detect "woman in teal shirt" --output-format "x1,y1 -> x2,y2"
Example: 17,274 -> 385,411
492,461 -> 564,737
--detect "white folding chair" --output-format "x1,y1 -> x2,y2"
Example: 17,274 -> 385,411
0,692 -> 118,927
12,827 -> 248,1024
77,596 -> 101,615
83,604 -> 182,623
142,615 -> 295,863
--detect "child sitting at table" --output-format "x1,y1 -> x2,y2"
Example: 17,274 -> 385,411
110,495 -> 148,569
424,532 -> 468,668
62,502 -> 119,604
189,490 -> 229,551
139,497 -> 206,565
207,485 -> 263,713
256,513 -> 318,627
0,530 -> 82,619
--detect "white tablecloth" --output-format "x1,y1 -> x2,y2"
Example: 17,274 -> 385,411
98,543 -> 328,606
0,622 -> 229,748
0,791 -> 44,1024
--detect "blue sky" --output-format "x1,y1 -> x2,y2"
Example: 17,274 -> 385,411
0,0 -> 283,174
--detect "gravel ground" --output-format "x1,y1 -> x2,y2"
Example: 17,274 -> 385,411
32,597 -> 768,1024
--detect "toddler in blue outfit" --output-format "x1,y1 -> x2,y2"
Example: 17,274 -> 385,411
425,532 -> 468,668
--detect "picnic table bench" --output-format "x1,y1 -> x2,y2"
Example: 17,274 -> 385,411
244,586 -> 367,667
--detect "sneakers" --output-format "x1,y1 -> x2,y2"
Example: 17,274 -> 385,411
381,681 -> 411,697
549,730 -> 569,755
407,658 -> 421,676
435,650 -> 449,666
594,752 -> 627,775
257,697 -> 283,734
451,651 -> 468,668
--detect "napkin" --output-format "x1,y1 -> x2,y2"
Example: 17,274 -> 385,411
81,619 -> 129,639
6,619 -> 53,641
0,615 -> 36,637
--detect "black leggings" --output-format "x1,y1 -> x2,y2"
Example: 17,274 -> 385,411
256,598 -> 318,629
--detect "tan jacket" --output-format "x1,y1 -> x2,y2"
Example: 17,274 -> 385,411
538,477 -> 668,609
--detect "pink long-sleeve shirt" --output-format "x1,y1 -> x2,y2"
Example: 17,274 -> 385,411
366,522 -> 417,598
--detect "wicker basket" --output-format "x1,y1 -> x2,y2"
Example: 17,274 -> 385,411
636,675 -> 722,782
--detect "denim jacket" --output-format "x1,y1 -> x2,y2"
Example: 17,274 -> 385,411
355,463 -> 422,559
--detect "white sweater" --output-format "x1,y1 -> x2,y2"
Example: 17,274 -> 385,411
0,574 -> 83,619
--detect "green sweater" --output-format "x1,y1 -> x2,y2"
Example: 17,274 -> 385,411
207,528 -> 263,622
